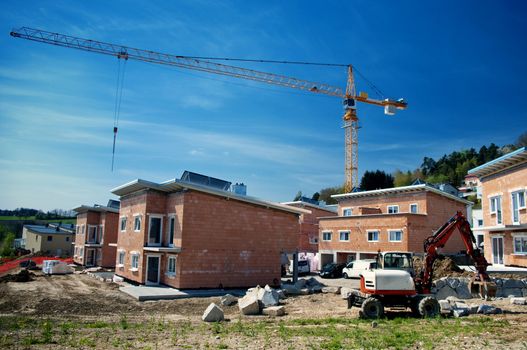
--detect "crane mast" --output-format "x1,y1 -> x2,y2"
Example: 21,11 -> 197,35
10,27 -> 407,192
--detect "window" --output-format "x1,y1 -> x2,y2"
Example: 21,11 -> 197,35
387,205 -> 399,214
168,216 -> 175,246
167,256 -> 177,275
75,225 -> 79,234
512,191 -> 526,225
87,225 -> 97,243
513,236 -> 527,254
322,231 -> 332,241
339,231 -> 350,241
134,215 -> 142,232
131,254 -> 139,270
66,237 -> 69,242
118,251 -> 125,266
309,237 -> 319,244
367,230 -> 379,242
477,219 -> 483,227
489,196 -> 502,225
148,216 -> 163,246
47,235 -> 53,241
81,225 -> 85,235
79,248 -> 84,258
410,203 -> 418,214
342,208 -> 352,217
389,230 -> 403,242
120,217 -> 127,232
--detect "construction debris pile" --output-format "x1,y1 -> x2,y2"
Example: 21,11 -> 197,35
438,296 -> 503,318
413,256 -> 472,279
0,269 -> 35,283
433,277 -> 527,299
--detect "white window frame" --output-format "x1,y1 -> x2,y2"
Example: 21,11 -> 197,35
130,253 -> 140,271
75,225 -> 79,235
99,225 -> 104,243
512,234 -> 527,255
511,191 -> 526,225
367,230 -> 379,242
79,248 -> 84,260
387,205 -> 399,214
489,196 -> 502,225
81,225 -> 85,235
148,214 -> 164,247
87,225 -> 97,243
117,250 -> 125,267
409,203 -> 418,214
133,214 -> 142,232
166,256 -> 177,276
120,216 -> 127,232
322,231 -> 332,241
339,230 -> 350,242
388,229 -> 403,242
342,207 -> 352,217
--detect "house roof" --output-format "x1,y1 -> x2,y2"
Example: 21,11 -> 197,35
24,225 -> 74,235
72,204 -> 119,214
281,201 -> 338,213
331,184 -> 472,205
111,178 -> 310,215
468,147 -> 527,179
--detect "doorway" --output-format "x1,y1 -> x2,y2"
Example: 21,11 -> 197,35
146,256 -> 160,285
491,236 -> 504,265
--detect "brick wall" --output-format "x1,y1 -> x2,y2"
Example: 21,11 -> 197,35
337,191 -> 427,216
285,203 -> 336,253
100,212 -> 118,268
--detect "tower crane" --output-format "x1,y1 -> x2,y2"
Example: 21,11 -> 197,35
10,27 -> 408,192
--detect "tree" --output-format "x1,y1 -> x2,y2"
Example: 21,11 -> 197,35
393,169 -> 413,187
360,170 -> 394,191
318,185 -> 345,205
311,192 -> 320,201
293,191 -> 302,201
516,131 -> 527,148
0,232 -> 15,257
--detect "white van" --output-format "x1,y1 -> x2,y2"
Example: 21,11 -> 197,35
42,260 -> 74,275
342,259 -> 377,279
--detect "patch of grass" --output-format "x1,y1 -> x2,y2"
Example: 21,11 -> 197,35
86,320 -> 110,328
78,336 -> 97,347
120,315 -> 129,330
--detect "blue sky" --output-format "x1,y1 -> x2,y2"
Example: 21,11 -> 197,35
1,1 -> 526,211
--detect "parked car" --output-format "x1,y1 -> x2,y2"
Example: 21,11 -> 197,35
289,260 -> 310,275
19,259 -> 37,270
319,263 -> 346,278
342,259 -> 377,279
42,260 -> 74,275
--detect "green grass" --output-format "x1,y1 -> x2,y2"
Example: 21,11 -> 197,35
0,315 -> 517,350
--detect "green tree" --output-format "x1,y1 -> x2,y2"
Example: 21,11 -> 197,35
393,169 -> 413,187
311,192 -> 320,201
318,185 -> 345,205
516,131 -> 527,148
0,232 -> 15,257
360,170 -> 394,191
293,191 -> 302,201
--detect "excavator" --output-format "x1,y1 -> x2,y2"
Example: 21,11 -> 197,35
347,211 -> 497,318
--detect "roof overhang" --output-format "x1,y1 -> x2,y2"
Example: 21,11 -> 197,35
331,184 -> 472,205
111,178 -> 310,216
481,224 -> 527,232
72,205 -> 119,214
281,201 -> 338,213
468,147 -> 527,179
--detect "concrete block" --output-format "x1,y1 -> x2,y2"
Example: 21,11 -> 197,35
477,304 -> 502,315
282,284 -> 301,296
322,286 -> 341,294
202,303 -> 224,322
112,275 -> 124,283
493,278 -> 503,287
262,306 -> 285,317
306,277 -> 321,287
455,284 -> 472,299
501,288 -> 523,297
467,304 -> 479,314
238,294 -> 260,315
295,279 -> 307,289
447,278 -> 460,289
341,287 -> 353,299
453,308 -> 469,318
510,297 -> 527,305
453,301 -> 468,309
220,294 -> 238,306
434,278 -> 446,290
276,289 -> 286,300
311,285 -> 323,293
299,288 -> 311,295
435,286 -> 458,301
259,288 -> 280,307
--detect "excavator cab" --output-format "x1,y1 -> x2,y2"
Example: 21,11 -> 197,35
376,251 -> 415,277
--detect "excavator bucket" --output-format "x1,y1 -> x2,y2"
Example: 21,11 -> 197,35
468,278 -> 497,300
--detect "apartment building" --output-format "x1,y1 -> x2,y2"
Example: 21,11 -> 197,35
111,174 -> 306,288
72,200 -> 119,267
22,224 -> 74,256
468,147 -> 527,267
282,197 -> 338,253
318,184 -> 471,266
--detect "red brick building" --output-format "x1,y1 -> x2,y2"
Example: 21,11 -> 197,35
73,201 -> 119,268
318,184 -> 471,267
282,199 -> 337,253
111,178 -> 306,288
468,147 -> 527,267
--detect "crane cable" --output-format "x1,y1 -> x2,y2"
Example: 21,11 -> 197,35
111,55 -> 127,172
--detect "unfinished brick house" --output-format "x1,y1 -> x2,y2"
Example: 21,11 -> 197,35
468,147 -> 527,267
72,200 -> 119,267
318,184 -> 472,266
282,197 -> 337,253
111,173 -> 305,288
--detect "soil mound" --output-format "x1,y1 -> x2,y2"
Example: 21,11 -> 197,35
0,269 -> 36,283
413,256 -> 473,279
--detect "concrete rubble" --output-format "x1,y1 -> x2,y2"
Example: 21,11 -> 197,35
340,287 -> 353,299
238,293 -> 260,315
202,303 -> 224,322
510,297 -> 527,305
239,284 -> 287,316
322,286 -> 341,294
220,294 -> 238,306
433,277 -> 527,299
439,297 -> 502,317
281,277 -> 324,296
262,305 -> 285,317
